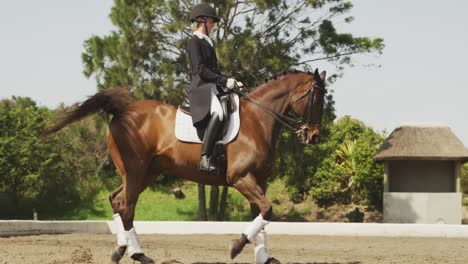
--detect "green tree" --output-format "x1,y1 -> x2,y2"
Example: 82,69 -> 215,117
0,97 -> 79,218
82,0 -> 383,101
0,97 -> 118,219
51,107 -> 117,199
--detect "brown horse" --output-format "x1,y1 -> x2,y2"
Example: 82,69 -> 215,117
42,69 -> 327,264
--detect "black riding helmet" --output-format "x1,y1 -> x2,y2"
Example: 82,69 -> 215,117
190,3 -> 220,23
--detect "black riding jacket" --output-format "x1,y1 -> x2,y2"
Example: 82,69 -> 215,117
184,34 -> 228,126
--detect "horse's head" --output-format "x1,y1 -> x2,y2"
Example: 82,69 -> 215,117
289,69 -> 327,145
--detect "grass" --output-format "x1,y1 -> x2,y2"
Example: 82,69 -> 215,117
59,181 -> 252,221
58,189 -> 113,220
56,178 -> 383,222
136,183 -> 199,220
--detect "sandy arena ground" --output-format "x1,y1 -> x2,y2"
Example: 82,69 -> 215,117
1,233 -> 468,264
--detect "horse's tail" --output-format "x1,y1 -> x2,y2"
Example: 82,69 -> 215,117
40,87 -> 132,138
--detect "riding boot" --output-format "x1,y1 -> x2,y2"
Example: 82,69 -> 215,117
199,113 -> 222,172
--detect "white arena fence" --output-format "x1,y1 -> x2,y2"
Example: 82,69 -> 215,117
1,220 -> 468,238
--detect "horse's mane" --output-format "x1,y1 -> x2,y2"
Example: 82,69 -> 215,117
249,68 -> 314,92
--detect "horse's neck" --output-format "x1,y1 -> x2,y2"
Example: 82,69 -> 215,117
249,77 -> 296,114
246,77 -> 297,144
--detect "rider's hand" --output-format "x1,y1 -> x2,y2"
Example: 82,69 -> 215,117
226,78 -> 243,90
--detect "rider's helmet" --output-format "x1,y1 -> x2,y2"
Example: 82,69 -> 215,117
190,3 -> 220,23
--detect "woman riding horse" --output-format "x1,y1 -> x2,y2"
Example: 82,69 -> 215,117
184,3 -> 243,172
40,4 -> 327,264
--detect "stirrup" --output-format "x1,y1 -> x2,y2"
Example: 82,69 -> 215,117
199,155 -> 216,172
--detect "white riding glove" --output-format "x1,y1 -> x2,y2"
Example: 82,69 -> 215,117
226,78 -> 244,90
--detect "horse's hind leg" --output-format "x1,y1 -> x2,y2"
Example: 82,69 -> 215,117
108,140 -> 128,263
108,131 -> 130,263
122,158 -> 161,264
109,185 -> 127,263
108,130 -> 159,264
230,174 -> 280,264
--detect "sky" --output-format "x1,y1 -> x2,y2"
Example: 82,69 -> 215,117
1,1 -> 468,145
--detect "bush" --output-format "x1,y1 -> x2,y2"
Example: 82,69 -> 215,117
461,164 -> 468,195
309,116 -> 384,209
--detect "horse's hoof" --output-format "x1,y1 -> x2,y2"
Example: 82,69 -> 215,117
131,253 -> 155,264
265,257 -> 281,264
111,246 -> 127,263
230,234 -> 248,259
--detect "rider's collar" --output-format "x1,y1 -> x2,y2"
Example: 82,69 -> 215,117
193,31 -> 213,47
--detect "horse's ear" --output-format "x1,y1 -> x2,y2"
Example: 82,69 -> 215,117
313,68 -> 320,82
320,71 -> 327,81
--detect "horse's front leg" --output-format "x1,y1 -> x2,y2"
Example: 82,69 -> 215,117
249,203 -> 277,264
230,174 -> 281,264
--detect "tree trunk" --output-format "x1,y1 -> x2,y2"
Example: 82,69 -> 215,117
208,186 -> 219,221
218,186 -> 229,221
197,184 -> 207,221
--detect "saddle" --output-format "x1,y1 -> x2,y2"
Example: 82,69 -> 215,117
176,94 -> 240,184
179,93 -> 235,138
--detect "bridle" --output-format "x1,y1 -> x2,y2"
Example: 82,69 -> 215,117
291,82 -> 326,126
232,79 -> 326,132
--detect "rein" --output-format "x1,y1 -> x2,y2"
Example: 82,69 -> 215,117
232,82 -> 324,131
232,87 -> 298,130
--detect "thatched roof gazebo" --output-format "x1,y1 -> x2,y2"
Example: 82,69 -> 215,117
374,123 -> 468,224
375,123 -> 468,161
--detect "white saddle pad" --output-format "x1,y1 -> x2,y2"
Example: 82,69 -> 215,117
175,95 -> 240,144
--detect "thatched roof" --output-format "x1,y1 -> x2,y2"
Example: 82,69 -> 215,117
374,123 -> 468,161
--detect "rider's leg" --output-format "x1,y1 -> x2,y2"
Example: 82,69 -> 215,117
199,89 -> 224,172
199,112 -> 222,171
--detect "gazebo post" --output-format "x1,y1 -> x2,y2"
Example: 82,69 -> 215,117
455,161 -> 461,193
383,163 -> 390,193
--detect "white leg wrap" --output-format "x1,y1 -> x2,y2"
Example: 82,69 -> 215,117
125,227 -> 144,256
113,214 -> 127,246
244,214 -> 269,243
254,230 -> 269,264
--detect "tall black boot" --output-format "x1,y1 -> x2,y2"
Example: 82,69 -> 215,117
200,113 -> 222,172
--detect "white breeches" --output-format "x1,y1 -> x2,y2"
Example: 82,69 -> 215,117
210,87 -> 224,121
